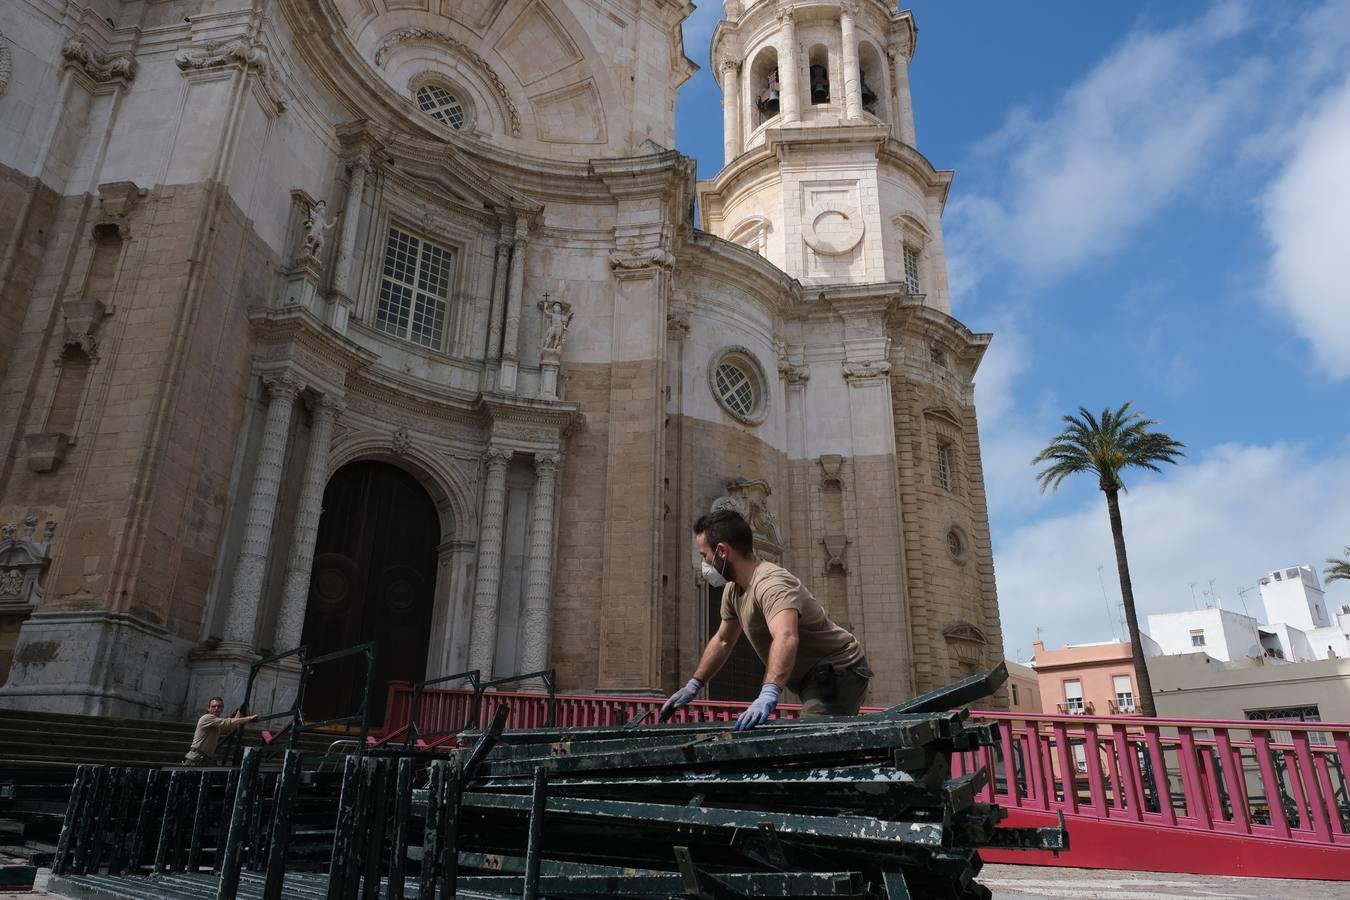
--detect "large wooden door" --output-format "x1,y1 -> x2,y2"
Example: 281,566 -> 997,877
301,461 -> 439,724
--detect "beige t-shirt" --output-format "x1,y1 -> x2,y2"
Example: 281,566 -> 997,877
720,561 -> 863,689
189,713 -> 241,761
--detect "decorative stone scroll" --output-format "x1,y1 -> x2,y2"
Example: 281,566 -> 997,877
373,28 -> 521,137
175,37 -> 287,114
609,246 -> 676,271
842,359 -> 892,383
0,517 -> 57,613
62,38 -> 136,83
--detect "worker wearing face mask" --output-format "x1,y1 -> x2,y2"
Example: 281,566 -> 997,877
660,509 -> 872,731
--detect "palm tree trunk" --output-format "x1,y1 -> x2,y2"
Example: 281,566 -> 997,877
1104,487 -> 1158,717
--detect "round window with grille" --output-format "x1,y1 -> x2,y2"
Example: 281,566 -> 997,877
415,84 -> 465,129
709,349 -> 768,425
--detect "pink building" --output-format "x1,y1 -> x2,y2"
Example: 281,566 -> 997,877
1031,640 -> 1143,716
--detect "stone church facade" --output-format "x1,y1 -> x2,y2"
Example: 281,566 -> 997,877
0,0 -> 1004,720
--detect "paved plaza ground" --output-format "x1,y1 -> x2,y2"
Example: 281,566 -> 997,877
8,866 -> 1350,899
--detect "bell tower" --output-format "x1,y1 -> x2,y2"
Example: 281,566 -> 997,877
699,0 -> 952,310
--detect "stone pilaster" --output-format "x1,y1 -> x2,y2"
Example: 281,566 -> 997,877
273,393 -> 345,652
519,453 -> 560,675
467,445 -> 513,675
498,219 -> 530,393
840,3 -> 863,120
331,151 -> 369,299
777,8 -> 802,123
486,223 -> 512,361
721,61 -> 742,162
888,39 -> 917,146
223,372 -> 304,648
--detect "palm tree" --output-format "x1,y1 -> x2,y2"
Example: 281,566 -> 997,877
1032,403 -> 1185,717
1327,548 -> 1350,584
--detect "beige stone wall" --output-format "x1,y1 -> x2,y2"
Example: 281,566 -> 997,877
0,174 -> 272,642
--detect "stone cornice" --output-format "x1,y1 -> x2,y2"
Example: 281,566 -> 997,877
477,394 -> 580,436
247,307 -> 379,387
682,231 -> 800,308
61,37 -> 136,84
889,300 -> 992,370
711,0 -> 908,72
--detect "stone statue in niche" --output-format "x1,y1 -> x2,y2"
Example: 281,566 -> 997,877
539,294 -> 574,353
300,200 -> 338,263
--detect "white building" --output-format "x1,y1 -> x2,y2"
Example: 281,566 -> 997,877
1147,564 -> 1350,664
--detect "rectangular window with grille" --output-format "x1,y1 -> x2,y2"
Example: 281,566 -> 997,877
1190,628 -> 1206,647
1063,679 -> 1085,714
1112,674 -> 1135,713
935,442 -> 953,492
904,245 -> 922,294
376,226 -> 452,349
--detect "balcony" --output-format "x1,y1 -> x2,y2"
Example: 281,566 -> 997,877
1056,700 -> 1094,715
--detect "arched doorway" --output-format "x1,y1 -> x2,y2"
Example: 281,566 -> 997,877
301,460 -> 440,723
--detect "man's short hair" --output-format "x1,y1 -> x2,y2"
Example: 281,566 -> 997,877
208,696 -> 225,706
694,509 -> 754,556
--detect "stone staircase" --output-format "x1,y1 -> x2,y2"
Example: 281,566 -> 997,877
0,708 -> 340,867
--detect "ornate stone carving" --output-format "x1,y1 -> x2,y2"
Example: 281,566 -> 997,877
720,59 -> 741,76
777,358 -> 810,385
666,307 -> 691,340
715,479 -> 783,563
175,37 -> 287,113
373,28 -> 521,137
62,38 -> 136,83
299,200 -> 337,264
842,359 -> 892,382
818,454 -> 845,489
0,516 -> 55,610
0,31 -> 13,96
821,533 -> 849,574
538,295 -> 574,353
609,247 -> 676,271
391,426 -> 413,456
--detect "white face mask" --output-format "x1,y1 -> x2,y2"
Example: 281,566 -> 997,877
701,560 -> 728,588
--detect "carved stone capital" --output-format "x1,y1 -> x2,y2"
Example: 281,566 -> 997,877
534,453 -> 561,477
841,359 -> 892,383
62,38 -> 136,84
777,358 -> 810,385
314,395 -> 347,420
720,59 -> 741,76
175,37 -> 287,114
483,444 -> 514,468
776,6 -> 796,26
839,1 -> 859,19
667,308 -> 691,339
263,372 -> 305,401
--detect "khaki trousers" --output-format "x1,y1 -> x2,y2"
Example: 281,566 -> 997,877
798,657 -> 873,718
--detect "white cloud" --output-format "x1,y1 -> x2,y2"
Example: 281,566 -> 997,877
994,441 -> 1350,659
947,3 -> 1260,298
1262,75 -> 1350,381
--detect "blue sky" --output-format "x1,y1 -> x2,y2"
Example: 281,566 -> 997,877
676,1 -> 1350,660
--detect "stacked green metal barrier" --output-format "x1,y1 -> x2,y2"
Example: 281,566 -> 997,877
48,663 -> 1067,899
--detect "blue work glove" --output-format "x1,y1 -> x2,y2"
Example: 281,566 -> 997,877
736,683 -> 781,732
658,677 -> 703,722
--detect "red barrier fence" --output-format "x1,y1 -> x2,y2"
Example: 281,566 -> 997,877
377,682 -> 1350,879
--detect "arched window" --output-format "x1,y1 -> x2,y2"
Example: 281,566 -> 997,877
749,47 -> 780,126
808,45 -> 830,105
858,42 -> 886,118
414,83 -> 465,129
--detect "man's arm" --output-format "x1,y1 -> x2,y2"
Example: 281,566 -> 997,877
762,608 -> 800,689
692,617 -> 743,683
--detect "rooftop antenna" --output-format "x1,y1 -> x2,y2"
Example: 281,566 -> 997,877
1209,578 -> 1219,610
1189,582 -> 1199,610
1097,565 -> 1119,641
1237,586 -> 1254,619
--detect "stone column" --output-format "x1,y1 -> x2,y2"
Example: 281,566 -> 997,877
223,372 -> 304,647
273,393 -> 345,652
498,219 -> 529,393
889,42 -> 917,146
485,224 -> 512,361
840,3 -> 863,120
331,151 -> 369,298
778,8 -> 802,123
721,61 -> 742,162
519,453 -> 560,675
467,445 -> 513,675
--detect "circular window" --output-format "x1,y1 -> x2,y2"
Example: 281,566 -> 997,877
415,83 -> 465,129
708,348 -> 769,425
946,527 -> 968,562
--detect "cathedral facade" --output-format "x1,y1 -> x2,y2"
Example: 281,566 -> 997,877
0,0 -> 1004,721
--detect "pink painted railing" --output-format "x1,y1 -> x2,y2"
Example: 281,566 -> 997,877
375,684 -> 1350,878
